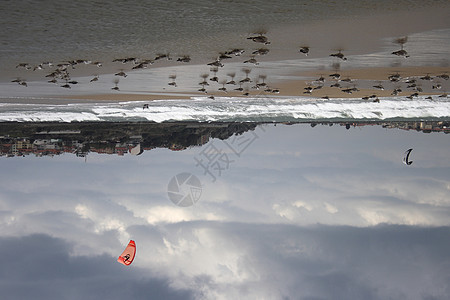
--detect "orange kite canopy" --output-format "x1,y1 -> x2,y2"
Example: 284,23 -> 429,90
117,240 -> 136,266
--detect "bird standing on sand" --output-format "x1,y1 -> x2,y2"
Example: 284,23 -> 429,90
247,34 -> 270,45
243,57 -> 259,65
299,47 -> 309,56
177,55 -> 191,63
329,73 -> 341,80
252,48 -> 270,55
115,71 -> 127,77
225,49 -> 245,56
16,63 -> 31,69
207,60 -> 224,67
330,50 -> 347,61
373,83 -> 384,90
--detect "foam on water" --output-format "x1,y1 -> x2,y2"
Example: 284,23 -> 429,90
0,96 -> 448,123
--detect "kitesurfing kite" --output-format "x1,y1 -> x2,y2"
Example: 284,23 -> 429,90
117,240 -> 136,266
403,148 -> 413,165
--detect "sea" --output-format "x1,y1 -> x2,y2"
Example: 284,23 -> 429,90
0,0 -> 449,122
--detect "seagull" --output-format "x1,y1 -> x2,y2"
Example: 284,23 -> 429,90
330,51 -> 347,61
177,55 -> 191,63
243,57 -> 259,65
132,62 -> 148,70
329,73 -> 341,80
420,74 -> 433,81
247,35 -> 270,45
391,88 -> 402,96
373,84 -> 384,90
252,48 -> 270,55
207,60 -> 224,67
218,53 -> 232,60
16,63 -> 31,69
388,73 -> 401,82
33,64 -> 44,71
115,71 -> 127,77
330,82 -> 341,88
154,53 -> 172,61
225,49 -> 245,56
392,49 -> 409,58
299,46 -> 309,56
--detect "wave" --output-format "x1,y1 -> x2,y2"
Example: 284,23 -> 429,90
0,96 -> 449,122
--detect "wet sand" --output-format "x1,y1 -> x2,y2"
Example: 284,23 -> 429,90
61,66 -> 449,102
1,4 -> 449,104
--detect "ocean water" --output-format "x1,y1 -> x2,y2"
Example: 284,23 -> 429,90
1,96 -> 449,122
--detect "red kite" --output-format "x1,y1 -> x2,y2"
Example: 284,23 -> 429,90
117,240 -> 136,266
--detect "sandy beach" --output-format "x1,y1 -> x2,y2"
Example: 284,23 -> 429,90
0,1 -> 449,110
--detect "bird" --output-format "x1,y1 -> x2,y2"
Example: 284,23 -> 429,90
329,73 -> 341,80
225,49 -> 245,56
299,46 -> 309,56
243,57 -> 259,65
391,88 -> 402,96
132,62 -> 148,70
330,50 -> 347,61
33,64 -> 44,71
330,82 -> 341,88
388,73 -> 401,82
247,34 -> 270,45
90,76 -> 99,82
391,49 -> 409,58
16,63 -> 31,69
373,83 -> 384,90
154,53 -> 172,61
420,74 -> 433,81
177,55 -> 191,63
218,53 -> 233,60
252,48 -> 270,55
207,60 -> 224,67
115,71 -> 127,77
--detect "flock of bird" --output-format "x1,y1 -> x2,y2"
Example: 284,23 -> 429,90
11,33 -> 449,100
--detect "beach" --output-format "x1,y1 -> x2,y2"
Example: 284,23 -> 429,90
2,2 -> 450,299
0,1 -> 449,118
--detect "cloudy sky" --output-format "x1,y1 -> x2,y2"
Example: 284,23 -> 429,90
1,124 -> 449,299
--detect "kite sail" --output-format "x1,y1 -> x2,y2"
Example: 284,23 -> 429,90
117,240 -> 136,266
403,148 -> 413,165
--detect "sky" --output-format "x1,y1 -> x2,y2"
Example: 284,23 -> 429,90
0,123 -> 449,300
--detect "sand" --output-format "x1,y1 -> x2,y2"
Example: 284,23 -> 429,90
2,4 -> 449,104
59,66 -> 449,102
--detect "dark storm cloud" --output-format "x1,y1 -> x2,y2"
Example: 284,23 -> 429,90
0,234 -> 193,300
137,221 -> 450,299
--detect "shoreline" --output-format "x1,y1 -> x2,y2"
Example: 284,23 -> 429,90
54,65 -> 449,102
1,5 -> 449,104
